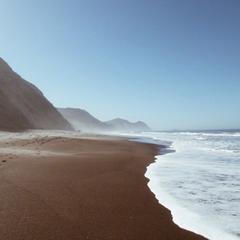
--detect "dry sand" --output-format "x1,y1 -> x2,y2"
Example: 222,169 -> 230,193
0,131 -> 206,240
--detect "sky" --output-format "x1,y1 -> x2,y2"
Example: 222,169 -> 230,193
0,0 -> 240,130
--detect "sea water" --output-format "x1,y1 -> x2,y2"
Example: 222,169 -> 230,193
132,130 -> 240,240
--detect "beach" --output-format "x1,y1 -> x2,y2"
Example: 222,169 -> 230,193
0,131 -> 206,240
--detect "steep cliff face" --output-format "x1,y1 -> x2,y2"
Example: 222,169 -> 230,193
0,58 -> 73,131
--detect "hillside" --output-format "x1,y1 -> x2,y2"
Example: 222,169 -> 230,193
59,108 -> 151,132
0,58 -> 73,131
105,118 -> 151,132
58,108 -> 109,132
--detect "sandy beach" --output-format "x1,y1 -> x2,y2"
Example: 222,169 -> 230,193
0,131 -> 206,240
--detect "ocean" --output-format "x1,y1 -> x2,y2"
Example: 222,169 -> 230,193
128,130 -> 240,240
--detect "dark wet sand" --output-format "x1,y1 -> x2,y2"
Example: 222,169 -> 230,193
0,135 -> 206,240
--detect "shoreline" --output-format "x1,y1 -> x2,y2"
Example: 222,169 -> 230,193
146,153 -> 240,240
0,131 -> 206,240
144,135 -> 240,240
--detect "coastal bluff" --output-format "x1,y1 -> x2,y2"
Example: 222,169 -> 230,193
0,58 -> 72,131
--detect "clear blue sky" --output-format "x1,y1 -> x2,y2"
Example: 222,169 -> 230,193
1,0 -> 240,130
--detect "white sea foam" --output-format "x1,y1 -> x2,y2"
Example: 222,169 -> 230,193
132,131 -> 240,240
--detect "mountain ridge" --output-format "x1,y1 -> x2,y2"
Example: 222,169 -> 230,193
59,107 -> 151,132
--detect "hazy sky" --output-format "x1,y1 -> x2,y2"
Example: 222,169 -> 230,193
1,0 -> 240,130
